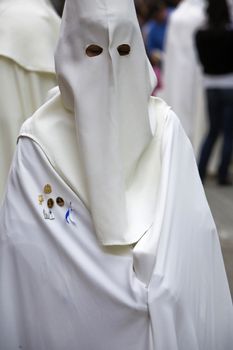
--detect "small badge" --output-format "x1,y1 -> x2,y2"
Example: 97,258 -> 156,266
38,195 -> 44,205
43,209 -> 55,220
44,184 -> 52,194
47,198 -> 54,209
56,197 -> 65,207
65,202 -> 76,224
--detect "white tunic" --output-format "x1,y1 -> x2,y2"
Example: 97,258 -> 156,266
0,95 -> 232,349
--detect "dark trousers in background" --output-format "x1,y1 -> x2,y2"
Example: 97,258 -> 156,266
198,88 -> 233,183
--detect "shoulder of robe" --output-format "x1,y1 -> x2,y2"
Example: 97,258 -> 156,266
19,88 -> 74,159
19,93 -> 179,208
20,87 -> 73,135
149,96 -> 170,117
19,89 -> 86,203
20,93 -> 180,156
148,96 -> 172,134
149,95 -> 185,139
21,94 -> 176,144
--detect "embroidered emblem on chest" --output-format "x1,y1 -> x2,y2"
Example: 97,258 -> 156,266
38,184 -> 76,224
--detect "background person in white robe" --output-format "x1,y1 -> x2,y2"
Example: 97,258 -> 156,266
0,0 -> 232,349
0,0 -> 60,201
160,0 -> 206,154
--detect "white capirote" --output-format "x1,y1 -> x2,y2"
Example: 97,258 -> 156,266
55,0 -> 158,245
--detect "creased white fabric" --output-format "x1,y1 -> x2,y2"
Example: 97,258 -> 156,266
19,93 -> 167,286
0,0 -> 60,72
0,100 -> 232,349
55,0 -> 158,245
0,57 -> 57,201
0,138 -> 152,350
20,93 -> 167,249
148,111 -> 233,350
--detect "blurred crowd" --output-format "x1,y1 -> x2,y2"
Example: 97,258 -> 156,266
135,0 -> 233,186
135,0 -> 181,84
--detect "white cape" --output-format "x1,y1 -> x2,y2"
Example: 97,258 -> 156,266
0,95 -> 232,350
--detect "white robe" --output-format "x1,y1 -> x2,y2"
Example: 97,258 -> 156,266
0,95 -> 232,350
161,0 -> 206,154
0,57 -> 57,201
160,0 -> 222,174
0,0 -> 60,201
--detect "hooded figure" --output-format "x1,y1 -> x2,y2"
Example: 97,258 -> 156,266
161,0 -> 206,150
0,0 -> 60,201
0,0 -> 232,349
161,0 -> 221,175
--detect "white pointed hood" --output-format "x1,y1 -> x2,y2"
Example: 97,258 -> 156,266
55,0 -> 158,245
0,0 -> 60,72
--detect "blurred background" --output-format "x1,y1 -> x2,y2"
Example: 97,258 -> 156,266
0,0 -> 232,297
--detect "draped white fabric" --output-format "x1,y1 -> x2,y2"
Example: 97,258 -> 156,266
0,97 -> 232,349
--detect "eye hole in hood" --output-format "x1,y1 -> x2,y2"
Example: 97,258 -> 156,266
86,44 -> 103,57
117,44 -> 131,56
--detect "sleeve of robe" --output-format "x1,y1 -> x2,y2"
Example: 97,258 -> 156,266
0,109 -> 232,350
0,56 -> 57,200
